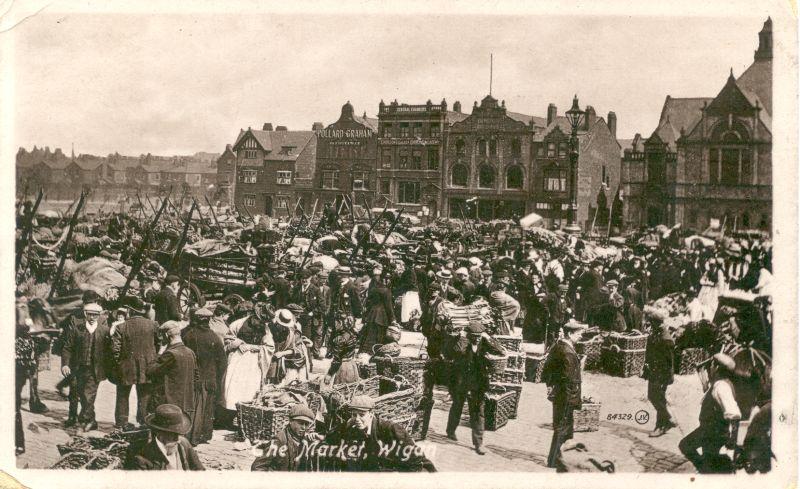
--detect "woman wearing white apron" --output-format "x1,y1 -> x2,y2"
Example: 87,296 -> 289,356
222,315 -> 275,411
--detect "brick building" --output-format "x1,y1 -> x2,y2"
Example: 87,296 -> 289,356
441,95 -> 542,220
530,103 -> 622,230
231,124 -> 317,218
621,18 -> 772,231
376,99 -> 467,219
301,102 -> 377,213
215,144 -> 236,206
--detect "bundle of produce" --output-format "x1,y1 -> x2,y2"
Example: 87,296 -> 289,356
645,292 -> 689,318
64,257 -> 130,294
436,298 -> 495,333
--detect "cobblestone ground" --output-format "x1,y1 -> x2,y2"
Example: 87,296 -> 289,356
17,332 -> 700,473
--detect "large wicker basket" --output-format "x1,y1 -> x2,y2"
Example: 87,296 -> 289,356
494,335 -> 522,353
573,401 -> 601,432
236,402 -> 291,443
51,451 -> 123,470
490,381 -> 523,419
484,387 -> 518,431
374,357 -> 428,395
575,337 -> 603,371
524,352 -> 546,383
489,367 -> 524,385
676,347 -> 710,375
328,375 -> 420,432
485,353 -> 509,374
358,362 -> 378,379
601,345 -> 646,378
608,332 -> 648,351
506,351 -> 526,370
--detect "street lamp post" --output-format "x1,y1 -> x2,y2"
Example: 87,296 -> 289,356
564,95 -> 585,235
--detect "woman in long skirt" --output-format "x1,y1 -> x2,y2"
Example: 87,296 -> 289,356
222,315 -> 275,412
266,309 -> 311,386
325,318 -> 361,385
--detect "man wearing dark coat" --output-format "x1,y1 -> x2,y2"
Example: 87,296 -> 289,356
294,269 -> 325,358
181,308 -> 226,445
251,404 -> 319,471
324,395 -> 436,472
330,266 -> 363,336
445,321 -> 506,455
542,320 -> 585,472
575,261 -> 604,325
359,272 -> 396,354
643,312 -> 677,437
111,298 -> 158,428
147,321 -> 197,419
125,403 -> 205,470
542,284 -> 570,345
269,266 -> 292,310
152,275 -> 183,325
60,302 -> 112,431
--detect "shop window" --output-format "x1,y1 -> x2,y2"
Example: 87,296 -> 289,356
398,181 -> 421,204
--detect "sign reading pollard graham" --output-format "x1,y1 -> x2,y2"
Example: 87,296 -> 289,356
316,128 -> 374,139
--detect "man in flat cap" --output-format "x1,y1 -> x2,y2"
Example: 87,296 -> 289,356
111,296 -> 158,429
153,275 -> 183,325
446,321 -> 506,455
147,321 -> 197,423
643,309 -> 677,438
251,403 -> 320,471
181,308 -> 226,445
679,353 -> 742,473
542,319 -> 586,471
325,395 -> 436,472
293,268 -> 325,359
60,301 -> 111,431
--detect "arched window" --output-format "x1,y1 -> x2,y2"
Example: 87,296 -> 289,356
451,163 -> 468,187
709,119 -> 752,185
506,165 -> 523,189
456,139 -> 465,157
478,164 -> 495,188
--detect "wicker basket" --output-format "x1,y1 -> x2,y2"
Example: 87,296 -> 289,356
375,357 -> 428,395
524,352 -> 546,383
283,381 -> 325,414
575,338 -> 603,371
608,332 -> 648,351
485,353 -> 509,374
676,347 -> 710,375
506,352 -> 526,370
484,387 -> 518,431
328,375 -> 420,430
494,335 -> 522,353
57,436 -> 129,459
51,451 -> 123,470
236,402 -> 291,443
358,362 -> 378,379
490,382 -> 523,419
601,346 -> 646,378
573,401 -> 601,432
489,367 -> 524,384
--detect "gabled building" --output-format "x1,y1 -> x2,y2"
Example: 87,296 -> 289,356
231,124 -> 317,217
303,102 -> 377,212
530,103 -> 622,230
621,18 -> 772,231
215,144 -> 236,205
376,99 -> 468,219
441,95 -> 540,220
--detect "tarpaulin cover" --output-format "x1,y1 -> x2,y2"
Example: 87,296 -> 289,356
65,257 -> 130,294
183,239 -> 232,257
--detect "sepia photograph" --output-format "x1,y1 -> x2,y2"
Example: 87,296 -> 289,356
1,1 -> 796,487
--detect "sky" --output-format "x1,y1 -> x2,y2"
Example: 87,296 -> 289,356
6,8 -> 769,156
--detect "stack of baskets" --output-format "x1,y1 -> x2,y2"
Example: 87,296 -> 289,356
676,347 -> 711,375
374,356 -> 428,397
601,332 -> 647,377
488,334 -> 524,424
573,397 -> 601,432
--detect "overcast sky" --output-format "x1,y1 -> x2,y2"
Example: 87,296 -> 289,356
8,10 -> 767,156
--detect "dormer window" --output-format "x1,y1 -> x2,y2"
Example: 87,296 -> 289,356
279,146 -> 295,155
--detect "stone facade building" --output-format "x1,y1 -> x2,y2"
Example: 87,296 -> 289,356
621,18 -> 772,231
376,99 -> 467,219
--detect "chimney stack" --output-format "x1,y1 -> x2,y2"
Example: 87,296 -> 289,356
263,123 -> 273,131
607,111 -> 617,139
276,125 -> 287,131
312,122 -> 324,131
453,101 -> 462,113
584,106 -> 596,130
547,103 -> 557,126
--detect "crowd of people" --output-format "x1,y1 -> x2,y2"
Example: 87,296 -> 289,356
14,201 -> 774,473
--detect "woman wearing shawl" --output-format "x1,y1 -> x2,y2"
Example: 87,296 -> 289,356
221,311 -> 275,412
266,309 -> 311,386
324,317 -> 361,385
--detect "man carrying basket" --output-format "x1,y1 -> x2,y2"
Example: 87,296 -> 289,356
445,320 -> 506,455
